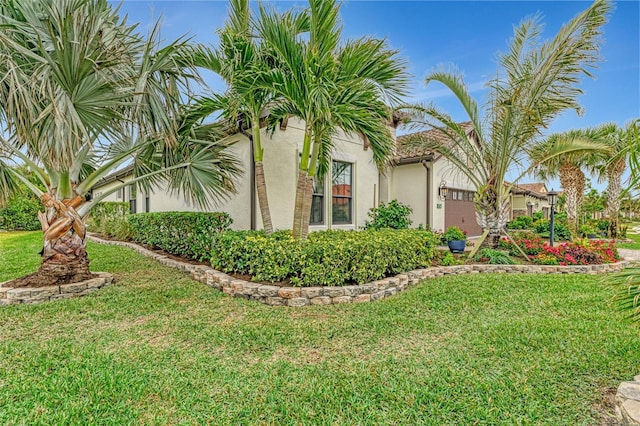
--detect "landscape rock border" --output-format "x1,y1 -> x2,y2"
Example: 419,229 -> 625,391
617,377 -> 640,425
0,272 -> 114,305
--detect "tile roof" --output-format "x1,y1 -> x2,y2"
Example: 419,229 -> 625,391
511,182 -> 549,199
395,121 -> 475,162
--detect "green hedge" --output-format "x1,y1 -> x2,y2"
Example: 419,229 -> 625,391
90,202 -> 132,240
129,212 -> 233,261
211,229 -> 439,286
0,194 -> 42,231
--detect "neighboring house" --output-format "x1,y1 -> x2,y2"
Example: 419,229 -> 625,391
510,182 -> 551,220
95,117 -> 386,231
94,119 -> 551,236
388,122 -> 483,236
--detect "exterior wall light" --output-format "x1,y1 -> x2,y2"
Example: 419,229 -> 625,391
438,181 -> 448,201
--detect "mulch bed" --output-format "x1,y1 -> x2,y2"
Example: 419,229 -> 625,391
2,272 -> 100,289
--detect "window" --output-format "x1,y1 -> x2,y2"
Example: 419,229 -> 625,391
331,161 -> 352,224
145,193 -> 150,213
310,178 -> 324,225
447,189 -> 475,202
129,184 -> 137,214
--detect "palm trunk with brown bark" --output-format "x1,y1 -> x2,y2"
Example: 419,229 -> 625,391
37,193 -> 92,284
606,158 -> 626,239
292,170 -> 309,239
559,164 -> 585,236
254,161 -> 273,234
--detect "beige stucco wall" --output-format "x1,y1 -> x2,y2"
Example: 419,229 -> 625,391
385,155 -> 478,233
93,118 -> 380,231
510,193 -> 550,219
391,163 -> 428,228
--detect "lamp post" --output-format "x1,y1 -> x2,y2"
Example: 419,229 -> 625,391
547,189 -> 558,247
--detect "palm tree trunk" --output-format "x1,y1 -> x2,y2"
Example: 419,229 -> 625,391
255,161 -> 273,234
300,175 -> 314,239
559,164 -> 585,236
292,170 -> 309,239
37,194 -> 91,284
606,159 -> 626,239
476,205 -> 510,248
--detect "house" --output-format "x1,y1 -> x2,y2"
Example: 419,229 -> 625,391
94,120 -> 547,237
95,117 -> 385,231
387,122 -> 482,236
509,182 -> 551,219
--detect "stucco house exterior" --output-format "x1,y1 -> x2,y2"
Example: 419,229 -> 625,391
510,182 -> 551,219
388,122 -> 482,236
94,120 -> 547,237
95,117 -> 384,231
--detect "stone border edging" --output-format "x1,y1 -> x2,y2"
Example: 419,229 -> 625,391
87,235 -> 631,307
617,376 -> 640,425
0,272 -> 114,305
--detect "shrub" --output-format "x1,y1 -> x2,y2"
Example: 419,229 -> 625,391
533,219 -> 572,240
364,200 -> 412,230
438,252 -> 461,266
0,194 -> 41,231
211,229 -> 439,286
130,212 -> 233,261
595,219 -> 610,234
532,211 -> 544,221
507,215 -> 533,230
442,226 -> 467,243
89,202 -> 132,239
474,248 -> 515,265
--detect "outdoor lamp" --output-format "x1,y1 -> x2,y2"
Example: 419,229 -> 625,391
438,181 -> 448,201
547,189 -> 558,246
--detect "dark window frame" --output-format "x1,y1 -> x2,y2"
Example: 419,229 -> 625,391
310,177 -> 325,225
331,161 -> 353,225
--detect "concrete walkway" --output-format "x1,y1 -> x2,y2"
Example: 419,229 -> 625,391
619,248 -> 640,261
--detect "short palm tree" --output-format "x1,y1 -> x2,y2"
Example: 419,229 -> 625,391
531,127 -> 612,235
257,0 -> 408,239
0,0 -> 240,285
404,0 -> 611,250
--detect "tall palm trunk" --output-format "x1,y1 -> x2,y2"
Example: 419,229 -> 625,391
37,193 -> 91,283
606,158 -> 626,238
559,164 -> 585,236
292,170 -> 310,239
254,161 -> 273,234
300,175 -> 314,239
252,122 -> 273,234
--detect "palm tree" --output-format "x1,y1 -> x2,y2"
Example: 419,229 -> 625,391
607,123 -> 640,324
0,0 -> 240,285
531,127 -> 612,235
404,0 -> 611,249
597,121 -> 639,238
192,0 -> 295,234
256,0 -> 408,239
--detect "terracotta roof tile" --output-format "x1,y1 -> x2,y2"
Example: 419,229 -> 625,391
395,122 -> 474,161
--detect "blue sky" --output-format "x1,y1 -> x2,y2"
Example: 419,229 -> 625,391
116,0 -> 639,189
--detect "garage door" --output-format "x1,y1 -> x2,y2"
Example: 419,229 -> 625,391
444,189 -> 483,237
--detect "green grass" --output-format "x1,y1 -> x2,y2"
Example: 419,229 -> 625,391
1,231 -> 639,424
619,223 -> 640,249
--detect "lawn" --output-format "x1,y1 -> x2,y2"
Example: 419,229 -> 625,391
1,231 -> 639,424
619,223 -> 640,250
